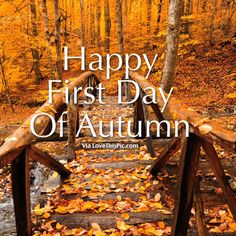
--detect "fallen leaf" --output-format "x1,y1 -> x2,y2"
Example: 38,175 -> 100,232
116,220 -> 131,231
121,213 -> 130,220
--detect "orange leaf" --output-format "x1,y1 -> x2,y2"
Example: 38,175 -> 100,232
121,213 -> 130,220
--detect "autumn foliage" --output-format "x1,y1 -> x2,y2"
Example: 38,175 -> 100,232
0,0 -> 236,108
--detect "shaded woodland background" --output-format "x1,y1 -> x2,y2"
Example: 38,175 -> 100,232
0,0 -> 236,121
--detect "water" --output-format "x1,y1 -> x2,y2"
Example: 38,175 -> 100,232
0,163 -> 53,235
0,126 -> 63,235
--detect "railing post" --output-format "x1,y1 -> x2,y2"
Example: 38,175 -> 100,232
87,76 -> 93,104
171,132 -> 201,236
125,79 -> 131,103
202,140 -> 236,220
133,95 -> 146,136
11,147 -> 31,236
67,92 -> 77,160
194,176 -> 210,236
91,75 -> 99,98
140,90 -> 155,157
121,75 -> 131,103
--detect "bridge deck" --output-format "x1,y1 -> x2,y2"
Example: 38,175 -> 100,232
33,97 -> 173,234
30,96 -> 236,235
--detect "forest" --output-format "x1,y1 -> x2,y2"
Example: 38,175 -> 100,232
0,0 -> 236,236
0,0 -> 235,116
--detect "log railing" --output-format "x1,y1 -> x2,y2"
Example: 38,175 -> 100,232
0,72 -> 100,236
126,72 -> 236,236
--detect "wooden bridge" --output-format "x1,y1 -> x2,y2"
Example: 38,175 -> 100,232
0,72 -> 235,236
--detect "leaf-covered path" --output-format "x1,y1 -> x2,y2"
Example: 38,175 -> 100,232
32,97 -> 172,235
29,97 -> 236,235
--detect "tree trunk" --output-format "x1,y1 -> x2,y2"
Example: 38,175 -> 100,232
70,0 -> 74,30
80,0 -> 86,47
115,0 -> 124,54
202,0 -> 207,12
104,0 -> 111,52
30,0 -> 43,84
42,0 -> 54,79
0,45 -> 14,112
209,0 -> 217,45
124,0 -> 128,26
147,0 -> 152,30
96,0 -> 101,49
42,0 -> 50,43
64,0 -> 68,45
224,1 -> 236,35
90,3 -> 95,46
157,0 -> 163,24
53,0 -> 62,83
161,0 -> 183,93
184,0 -> 192,34
156,0 -> 163,32
181,0 -> 185,16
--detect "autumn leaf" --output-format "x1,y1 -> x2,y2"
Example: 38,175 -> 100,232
43,212 -> 51,219
34,204 -> 45,216
154,193 -> 161,202
117,195 -> 122,201
91,222 -> 102,232
116,220 -> 132,231
121,213 -> 130,220
56,223 -> 63,230
55,206 -> 68,214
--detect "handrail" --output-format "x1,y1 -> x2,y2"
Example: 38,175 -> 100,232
128,71 -> 236,153
0,71 -> 100,168
126,72 -> 236,235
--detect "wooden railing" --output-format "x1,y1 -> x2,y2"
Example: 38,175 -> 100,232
126,72 -> 236,236
0,72 -> 100,236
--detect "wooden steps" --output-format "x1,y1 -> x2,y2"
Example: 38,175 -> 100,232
53,210 -> 171,229
33,97 -> 172,232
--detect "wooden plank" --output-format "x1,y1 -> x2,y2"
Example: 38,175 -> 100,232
194,177 -> 210,236
53,210 -> 171,229
62,190 -> 162,201
11,147 -> 31,236
28,145 -> 71,178
202,140 -> 236,220
87,160 -> 153,169
171,133 -> 201,236
150,136 -> 181,176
